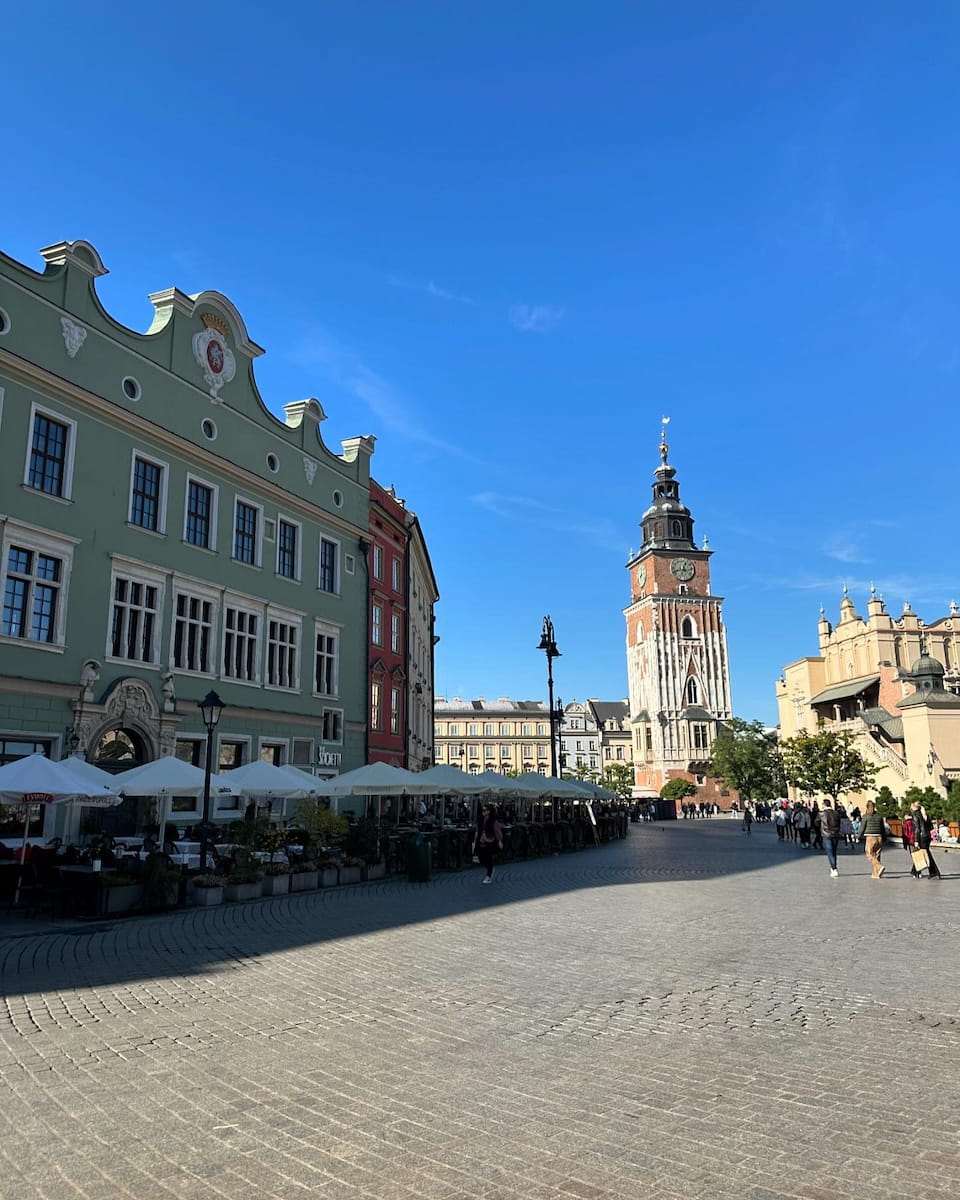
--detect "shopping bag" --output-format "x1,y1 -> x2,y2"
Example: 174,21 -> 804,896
911,848 -> 930,871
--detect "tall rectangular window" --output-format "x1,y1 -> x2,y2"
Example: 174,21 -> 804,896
111,575 -> 160,662
223,607 -> 259,681
173,592 -> 213,673
693,724 -> 709,751
372,604 -> 383,645
500,723 -> 510,736
371,682 -> 382,730
185,481 -> 214,549
484,723 -> 494,735
319,538 -> 338,593
390,612 -> 401,653
130,456 -> 164,532
2,547 -> 60,643
218,740 -> 246,770
28,413 -> 69,496
390,687 -> 400,734
234,501 -> 259,565
277,519 -> 298,580
315,627 -> 338,696
266,618 -> 298,689
391,557 -> 401,592
321,708 -> 343,742
372,546 -> 383,579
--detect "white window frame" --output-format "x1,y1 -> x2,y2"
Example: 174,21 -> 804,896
23,403 -> 78,502
313,620 -> 340,698
291,737 -> 314,767
217,734 -> 251,772
318,534 -> 340,594
390,612 -> 401,653
0,520 -> 77,651
170,580 -> 219,676
391,557 -> 401,592
106,560 -> 166,667
371,681 -> 382,730
276,514 -> 302,582
183,473 -> 219,552
372,545 -> 384,580
127,448 -> 169,535
372,603 -> 383,646
232,496 -> 263,568
258,738 -> 288,766
222,599 -> 262,685
321,707 -> 343,744
390,687 -> 400,734
265,608 -> 301,691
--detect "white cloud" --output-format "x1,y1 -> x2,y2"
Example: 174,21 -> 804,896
822,528 -> 870,564
289,329 -> 485,462
470,490 -> 622,552
385,274 -> 478,306
508,303 -> 565,333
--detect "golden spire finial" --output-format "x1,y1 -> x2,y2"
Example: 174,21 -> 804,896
659,415 -> 670,464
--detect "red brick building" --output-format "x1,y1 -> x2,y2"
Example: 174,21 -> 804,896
366,482 -> 408,766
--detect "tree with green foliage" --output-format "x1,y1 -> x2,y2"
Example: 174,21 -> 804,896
873,785 -> 900,819
602,763 -> 635,800
569,761 -> 600,783
902,784 -> 947,821
292,799 -> 350,847
661,777 -> 697,801
780,728 -> 877,806
709,718 -> 783,806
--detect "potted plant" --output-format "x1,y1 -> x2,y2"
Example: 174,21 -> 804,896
189,875 -> 227,906
97,872 -> 144,915
315,857 -> 340,888
362,855 -> 386,881
337,856 -> 364,885
224,866 -> 264,902
289,859 -> 319,892
262,862 -> 290,896
140,851 -> 182,911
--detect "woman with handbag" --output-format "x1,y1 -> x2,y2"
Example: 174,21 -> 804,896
475,805 -> 504,884
910,800 -> 941,880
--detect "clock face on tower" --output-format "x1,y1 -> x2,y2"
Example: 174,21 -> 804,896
635,564 -> 647,588
670,557 -> 695,582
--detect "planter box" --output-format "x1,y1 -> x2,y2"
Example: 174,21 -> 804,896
362,862 -> 386,881
224,880 -> 263,902
290,870 -> 319,892
99,884 -> 144,915
190,885 -> 223,907
318,868 -> 339,888
261,873 -> 290,896
337,866 -> 361,885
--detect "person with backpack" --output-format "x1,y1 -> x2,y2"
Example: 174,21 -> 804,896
859,800 -> 886,879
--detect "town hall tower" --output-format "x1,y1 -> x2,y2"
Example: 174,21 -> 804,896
624,422 -> 733,804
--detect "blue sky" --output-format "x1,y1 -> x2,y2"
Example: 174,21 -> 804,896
4,2 -> 959,724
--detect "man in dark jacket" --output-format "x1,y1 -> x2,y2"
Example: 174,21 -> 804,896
910,800 -> 941,880
819,799 -> 842,878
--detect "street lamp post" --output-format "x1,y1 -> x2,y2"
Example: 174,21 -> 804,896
197,689 -> 225,873
537,615 -> 561,777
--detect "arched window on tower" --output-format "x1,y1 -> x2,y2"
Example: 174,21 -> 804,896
655,521 -> 665,539
685,678 -> 699,705
894,638 -> 903,669
681,616 -> 696,639
671,520 -> 682,538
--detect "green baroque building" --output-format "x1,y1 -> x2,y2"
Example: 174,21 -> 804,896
0,239 -> 373,835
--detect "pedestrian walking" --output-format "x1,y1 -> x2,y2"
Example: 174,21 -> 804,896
811,803 -> 823,850
774,806 -> 787,840
909,799 -> 941,880
475,804 -> 504,884
859,800 -> 886,879
819,799 -> 841,878
742,804 -> 753,835
794,804 -> 812,847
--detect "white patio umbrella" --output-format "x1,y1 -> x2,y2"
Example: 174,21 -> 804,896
219,759 -> 316,820
0,753 -> 121,903
115,756 -> 236,797
58,755 -> 120,791
116,755 -> 237,839
415,765 -> 492,794
308,761 -> 438,797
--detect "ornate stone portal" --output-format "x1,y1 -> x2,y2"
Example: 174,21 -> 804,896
69,676 -> 182,762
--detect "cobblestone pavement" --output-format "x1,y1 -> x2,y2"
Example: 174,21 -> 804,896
0,820 -> 957,1200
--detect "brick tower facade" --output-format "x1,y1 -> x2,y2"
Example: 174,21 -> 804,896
624,423 -> 733,805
